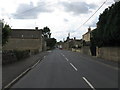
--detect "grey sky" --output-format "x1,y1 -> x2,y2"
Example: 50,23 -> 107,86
0,0 -> 115,41
60,1 -> 97,15
13,1 -> 53,19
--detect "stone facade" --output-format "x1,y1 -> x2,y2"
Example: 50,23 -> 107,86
3,27 -> 43,53
10,29 -> 42,39
70,38 -> 82,48
42,38 -> 47,51
82,27 -> 91,46
62,37 -> 82,50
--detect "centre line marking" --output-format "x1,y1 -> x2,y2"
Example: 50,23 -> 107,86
70,63 -> 78,71
44,56 -> 46,59
61,53 -> 65,56
65,58 -> 69,61
61,53 -> 69,61
82,77 -> 96,90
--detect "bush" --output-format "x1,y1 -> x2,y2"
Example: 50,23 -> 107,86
13,50 -> 30,60
2,50 -> 31,64
2,50 -> 17,64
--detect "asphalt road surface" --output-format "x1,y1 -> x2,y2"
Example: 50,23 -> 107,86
11,49 -> 118,89
0,53 -> 2,89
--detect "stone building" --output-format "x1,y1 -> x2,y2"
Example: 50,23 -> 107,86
3,27 -> 44,54
62,35 -> 82,50
82,27 -> 91,46
70,37 -> 82,48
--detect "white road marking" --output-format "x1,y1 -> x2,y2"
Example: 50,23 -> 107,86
61,53 -> 64,56
61,53 -> 78,71
4,68 -> 30,88
31,60 -> 40,69
70,63 -> 78,71
65,58 -> 69,61
47,51 -> 51,52
44,56 -> 46,59
83,77 -> 96,90
61,53 -> 69,61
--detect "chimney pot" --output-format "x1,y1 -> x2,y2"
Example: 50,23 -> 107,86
35,27 -> 38,30
88,27 -> 91,32
74,37 -> 76,40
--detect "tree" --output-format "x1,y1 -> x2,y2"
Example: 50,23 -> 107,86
92,1 -> 120,47
2,24 -> 11,46
42,26 -> 51,39
42,26 -> 57,49
46,38 -> 57,49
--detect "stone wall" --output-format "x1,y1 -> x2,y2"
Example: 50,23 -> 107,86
3,38 -> 42,52
72,48 -> 81,52
97,47 -> 120,62
72,46 -> 120,63
71,46 -> 91,55
80,46 -> 91,56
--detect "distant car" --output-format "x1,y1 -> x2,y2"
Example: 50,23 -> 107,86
58,45 -> 62,50
59,48 -> 62,50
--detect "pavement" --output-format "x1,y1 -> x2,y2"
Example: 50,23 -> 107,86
9,49 -> 119,89
2,51 -> 49,88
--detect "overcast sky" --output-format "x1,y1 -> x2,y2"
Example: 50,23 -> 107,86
0,0 -> 116,41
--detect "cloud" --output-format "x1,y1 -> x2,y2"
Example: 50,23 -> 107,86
12,1 -> 53,19
114,0 -> 120,2
64,18 -> 69,22
60,1 -> 97,15
87,17 -> 98,28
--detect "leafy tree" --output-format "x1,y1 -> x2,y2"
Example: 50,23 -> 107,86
42,26 -> 57,49
42,26 -> 51,39
46,38 -> 57,49
2,24 -> 11,46
92,1 -> 120,47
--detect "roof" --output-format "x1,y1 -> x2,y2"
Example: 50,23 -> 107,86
11,29 -> 42,31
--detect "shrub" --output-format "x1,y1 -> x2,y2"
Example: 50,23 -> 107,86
13,50 -> 30,60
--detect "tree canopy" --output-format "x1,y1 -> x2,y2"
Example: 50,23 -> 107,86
2,24 -> 11,46
42,26 -> 51,39
42,26 -> 56,49
91,1 -> 120,47
46,38 -> 57,49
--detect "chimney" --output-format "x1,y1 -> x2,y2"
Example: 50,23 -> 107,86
74,37 -> 76,40
88,27 -> 91,32
35,27 -> 38,30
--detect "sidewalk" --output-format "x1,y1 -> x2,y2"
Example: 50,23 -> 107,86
2,51 -> 49,88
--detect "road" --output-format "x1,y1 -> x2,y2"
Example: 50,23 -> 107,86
0,53 -> 2,89
2,51 -> 48,88
11,49 -> 118,89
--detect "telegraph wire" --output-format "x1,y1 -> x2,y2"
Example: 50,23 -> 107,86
75,0 -> 108,30
5,0 -> 108,30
